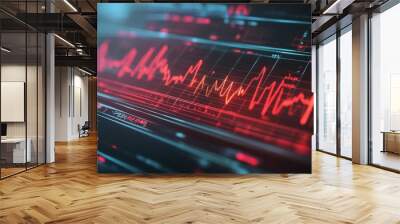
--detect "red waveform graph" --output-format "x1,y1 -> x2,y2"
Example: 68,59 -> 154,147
97,3 -> 313,174
98,41 -> 313,126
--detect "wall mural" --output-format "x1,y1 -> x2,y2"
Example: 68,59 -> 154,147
97,3 -> 313,173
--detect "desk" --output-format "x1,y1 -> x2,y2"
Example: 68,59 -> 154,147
382,131 -> 400,154
1,138 -> 31,163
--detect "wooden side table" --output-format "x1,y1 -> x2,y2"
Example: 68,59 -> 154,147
381,131 -> 400,154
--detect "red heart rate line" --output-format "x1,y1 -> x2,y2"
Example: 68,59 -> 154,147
98,41 -> 313,126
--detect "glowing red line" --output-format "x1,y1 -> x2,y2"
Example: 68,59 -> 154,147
182,16 -> 194,23
169,15 -> 180,22
100,77 -> 308,133
98,41 -> 313,125
98,156 -> 106,163
167,14 -> 210,25
227,5 -> 250,16
235,152 -> 259,166
209,34 -> 218,40
196,18 -> 211,25
99,78 -> 311,152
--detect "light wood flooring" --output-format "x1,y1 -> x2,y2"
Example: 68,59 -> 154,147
0,135 -> 400,223
0,167 -> 26,178
372,150 -> 400,171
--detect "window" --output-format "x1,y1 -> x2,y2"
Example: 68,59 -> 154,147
370,3 -> 400,171
0,1 -> 46,179
317,35 -> 337,154
339,27 -> 352,158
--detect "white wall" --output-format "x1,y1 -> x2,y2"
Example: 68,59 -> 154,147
1,65 -> 26,138
55,67 -> 89,141
71,73 -> 89,138
1,65 -> 42,137
55,67 -> 70,141
1,64 -> 46,164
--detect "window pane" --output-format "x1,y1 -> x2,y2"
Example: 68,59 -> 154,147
371,3 -> 400,171
1,30 -> 28,177
318,36 -> 337,154
340,29 -> 352,158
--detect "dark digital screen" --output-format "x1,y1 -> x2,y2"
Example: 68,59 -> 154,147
97,3 -> 313,173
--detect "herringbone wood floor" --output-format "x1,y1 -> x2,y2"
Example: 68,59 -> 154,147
1,135 -> 400,224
